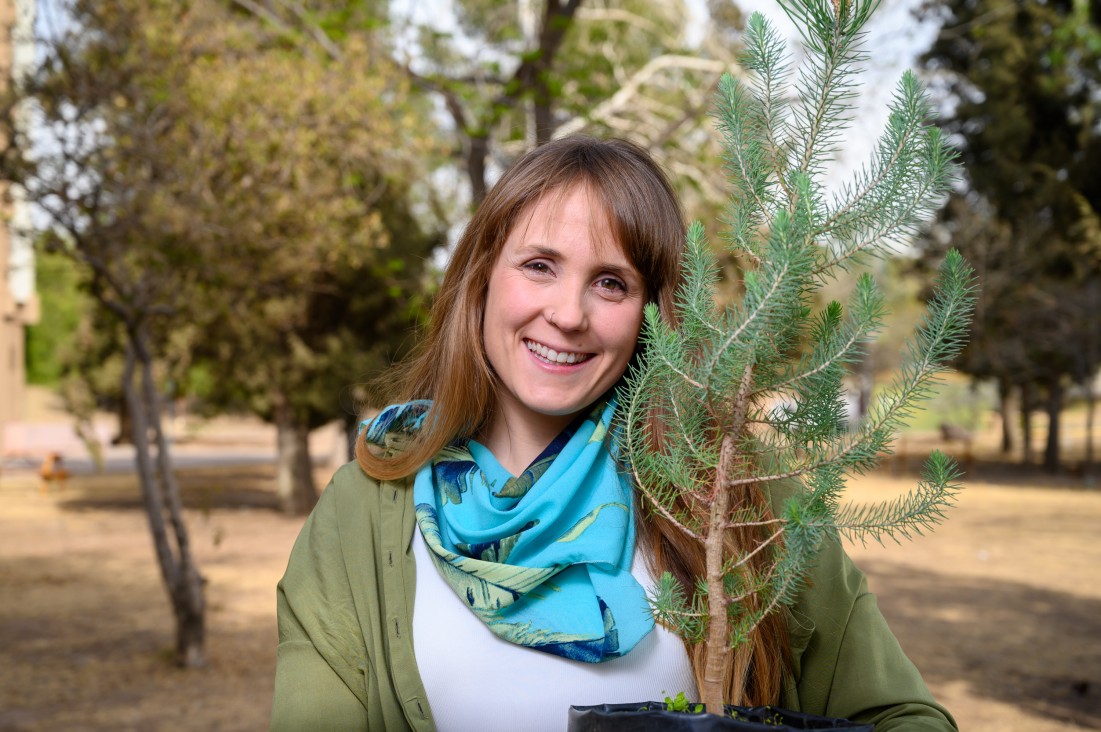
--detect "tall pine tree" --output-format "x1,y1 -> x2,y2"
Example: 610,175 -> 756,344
918,0 -> 1101,472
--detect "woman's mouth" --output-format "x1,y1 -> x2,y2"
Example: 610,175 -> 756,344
524,339 -> 592,365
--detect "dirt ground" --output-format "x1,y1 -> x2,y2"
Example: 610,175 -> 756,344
1,426 -> 1100,730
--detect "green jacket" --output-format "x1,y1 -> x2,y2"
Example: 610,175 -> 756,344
272,463 -> 957,731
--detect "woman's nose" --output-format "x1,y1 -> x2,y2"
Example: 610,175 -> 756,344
545,286 -> 587,331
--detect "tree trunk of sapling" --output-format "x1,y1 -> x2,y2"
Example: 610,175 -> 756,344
701,435 -> 736,714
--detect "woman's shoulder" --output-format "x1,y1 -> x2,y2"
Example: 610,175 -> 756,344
285,462 -> 415,583
314,461 -> 414,521
328,459 -> 383,491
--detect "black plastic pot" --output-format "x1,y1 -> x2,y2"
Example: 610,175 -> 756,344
567,702 -> 875,732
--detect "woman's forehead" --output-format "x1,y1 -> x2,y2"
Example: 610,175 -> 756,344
508,183 -> 626,260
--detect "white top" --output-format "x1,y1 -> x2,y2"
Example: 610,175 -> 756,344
412,527 -> 698,732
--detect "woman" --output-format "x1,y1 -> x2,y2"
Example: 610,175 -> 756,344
271,136 -> 956,731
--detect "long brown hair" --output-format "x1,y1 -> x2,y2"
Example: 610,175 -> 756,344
356,134 -> 789,705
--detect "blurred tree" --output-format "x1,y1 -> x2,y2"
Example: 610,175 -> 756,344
1,0 -> 442,665
551,0 -> 746,221
401,0 -> 745,212
0,0 -> 209,666
56,307 -> 129,462
917,0 -> 1101,472
172,13 -> 442,515
26,249 -> 136,450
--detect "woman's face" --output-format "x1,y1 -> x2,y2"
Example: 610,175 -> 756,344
482,185 -> 645,439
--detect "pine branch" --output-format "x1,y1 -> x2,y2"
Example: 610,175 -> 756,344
834,450 -> 962,545
819,72 -> 946,243
650,571 -> 708,642
744,13 -> 795,200
760,273 -> 885,398
677,221 -> 726,339
715,72 -> 774,252
780,0 -> 877,181
730,526 -> 785,570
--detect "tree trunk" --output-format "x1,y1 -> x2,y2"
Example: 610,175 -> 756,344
533,88 -> 555,145
519,0 -> 539,150
531,0 -> 581,144
1086,381 -> 1096,483
112,392 -> 133,445
1021,383 -> 1034,465
467,133 -> 490,208
1084,278 -> 1099,483
274,398 -> 319,516
1043,379 -> 1063,474
855,355 -> 873,421
701,435 -> 735,715
998,377 -> 1014,454
123,329 -> 206,667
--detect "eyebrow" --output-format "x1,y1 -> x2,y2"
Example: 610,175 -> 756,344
519,244 -> 641,281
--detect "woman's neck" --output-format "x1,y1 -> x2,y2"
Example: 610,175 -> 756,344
480,408 -> 574,477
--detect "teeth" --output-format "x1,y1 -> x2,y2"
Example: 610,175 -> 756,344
526,340 -> 589,364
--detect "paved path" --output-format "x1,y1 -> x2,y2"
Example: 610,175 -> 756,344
0,414 -> 347,478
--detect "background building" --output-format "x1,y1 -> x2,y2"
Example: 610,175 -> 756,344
0,0 -> 37,434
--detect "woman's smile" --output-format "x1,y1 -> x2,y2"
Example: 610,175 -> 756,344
523,339 -> 593,365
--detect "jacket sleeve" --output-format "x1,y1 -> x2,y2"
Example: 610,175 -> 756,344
271,475 -> 371,731
788,534 -> 958,731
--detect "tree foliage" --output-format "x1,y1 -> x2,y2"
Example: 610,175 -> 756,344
7,0 -> 443,515
917,0 -> 1101,471
388,0 -> 748,215
618,0 -> 974,711
166,12 -> 443,514
230,1 -> 757,265
24,248 -> 84,386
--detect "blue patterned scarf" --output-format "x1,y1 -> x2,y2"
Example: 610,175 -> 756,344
363,400 -> 654,663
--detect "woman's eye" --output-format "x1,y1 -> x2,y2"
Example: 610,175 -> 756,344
523,261 -> 552,275
596,277 -> 627,293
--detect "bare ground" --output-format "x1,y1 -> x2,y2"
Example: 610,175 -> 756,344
1,432 -> 1100,730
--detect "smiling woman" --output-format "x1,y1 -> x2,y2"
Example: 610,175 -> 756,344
270,136 -> 957,732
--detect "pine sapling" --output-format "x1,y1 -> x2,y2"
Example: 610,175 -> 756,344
617,0 -> 975,715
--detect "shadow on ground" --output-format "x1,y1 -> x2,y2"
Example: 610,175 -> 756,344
863,559 -> 1101,727
0,544 -> 278,731
885,444 -> 1101,490
54,466 -> 284,512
